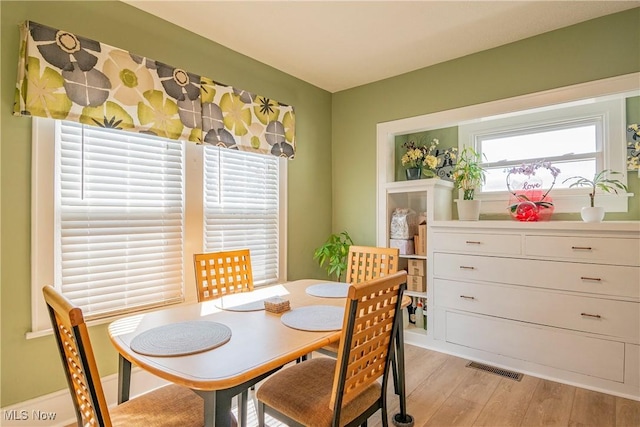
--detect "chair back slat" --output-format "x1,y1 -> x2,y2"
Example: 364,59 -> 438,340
330,271 -> 406,409
193,249 -> 254,301
43,286 -> 112,427
345,246 -> 399,284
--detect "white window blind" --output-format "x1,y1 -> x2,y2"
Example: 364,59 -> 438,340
203,147 -> 279,286
56,121 -> 184,320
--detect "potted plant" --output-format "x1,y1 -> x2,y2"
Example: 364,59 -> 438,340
313,231 -> 354,281
400,138 -> 440,180
563,169 -> 629,223
451,146 -> 486,220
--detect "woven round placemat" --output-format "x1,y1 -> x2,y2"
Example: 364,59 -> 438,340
305,282 -> 349,298
280,305 -> 344,332
214,298 -> 266,312
130,321 -> 232,357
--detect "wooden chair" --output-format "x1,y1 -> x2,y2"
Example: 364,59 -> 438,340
256,271 -> 407,427
319,245 -> 399,356
345,245 -> 399,284
193,249 -> 254,301
43,285 -> 235,427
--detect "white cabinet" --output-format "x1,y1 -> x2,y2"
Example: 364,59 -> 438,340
376,179 -> 453,342
430,221 -> 640,399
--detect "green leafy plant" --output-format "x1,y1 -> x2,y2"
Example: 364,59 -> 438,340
563,169 -> 628,207
313,231 -> 354,281
452,146 -> 486,200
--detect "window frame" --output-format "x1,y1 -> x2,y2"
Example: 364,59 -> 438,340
458,96 -> 631,214
29,118 -> 287,337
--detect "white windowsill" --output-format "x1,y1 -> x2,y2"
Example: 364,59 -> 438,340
474,191 -> 633,215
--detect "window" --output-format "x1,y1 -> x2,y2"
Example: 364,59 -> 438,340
459,97 -> 629,213
56,121 -> 184,320
30,118 -> 286,335
203,147 -> 280,286
480,120 -> 601,192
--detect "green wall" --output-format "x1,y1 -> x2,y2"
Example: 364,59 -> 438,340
0,1 -> 332,406
332,9 -> 640,240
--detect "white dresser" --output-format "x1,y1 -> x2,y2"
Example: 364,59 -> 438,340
430,221 -> 640,400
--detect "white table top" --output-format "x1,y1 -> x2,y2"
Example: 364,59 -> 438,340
109,279 -> 346,391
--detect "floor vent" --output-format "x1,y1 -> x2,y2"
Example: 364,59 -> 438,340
466,361 -> 524,381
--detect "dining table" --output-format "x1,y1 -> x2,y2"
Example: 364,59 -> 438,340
108,279 -> 412,427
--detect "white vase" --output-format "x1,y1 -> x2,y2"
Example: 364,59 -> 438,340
456,199 -> 481,221
581,206 -> 605,223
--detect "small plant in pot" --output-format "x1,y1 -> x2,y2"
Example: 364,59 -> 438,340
563,169 -> 628,223
451,146 -> 486,220
313,231 -> 354,281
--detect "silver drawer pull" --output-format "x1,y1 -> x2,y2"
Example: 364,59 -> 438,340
465,241 -> 481,245
459,266 -> 475,270
580,276 -> 602,281
571,246 -> 592,251
580,313 -> 602,319
460,295 -> 475,300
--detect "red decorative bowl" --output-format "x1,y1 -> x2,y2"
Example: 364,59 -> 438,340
508,190 -> 554,222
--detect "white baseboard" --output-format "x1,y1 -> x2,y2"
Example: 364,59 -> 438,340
1,368 -> 169,426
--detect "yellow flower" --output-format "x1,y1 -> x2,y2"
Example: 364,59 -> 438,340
220,92 -> 251,136
138,89 -> 184,139
423,155 -> 438,169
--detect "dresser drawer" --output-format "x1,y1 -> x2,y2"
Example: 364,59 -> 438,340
434,278 -> 640,341
444,311 -> 625,382
525,235 -> 640,266
432,232 -> 521,256
433,253 -> 640,299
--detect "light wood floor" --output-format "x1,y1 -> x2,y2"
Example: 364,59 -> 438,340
243,344 -> 640,427
369,344 -> 640,427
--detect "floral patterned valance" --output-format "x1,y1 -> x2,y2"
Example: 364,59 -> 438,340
14,21 -> 296,158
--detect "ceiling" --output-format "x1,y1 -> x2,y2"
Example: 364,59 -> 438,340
124,1 -> 640,93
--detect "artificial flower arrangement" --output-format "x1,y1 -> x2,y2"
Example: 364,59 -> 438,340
401,138 -> 457,180
506,161 -> 561,221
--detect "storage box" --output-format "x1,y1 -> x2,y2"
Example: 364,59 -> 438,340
408,259 -> 425,276
417,223 -> 427,255
407,274 -> 426,292
389,238 -> 414,255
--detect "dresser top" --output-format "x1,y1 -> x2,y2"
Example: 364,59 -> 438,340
431,220 -> 640,233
